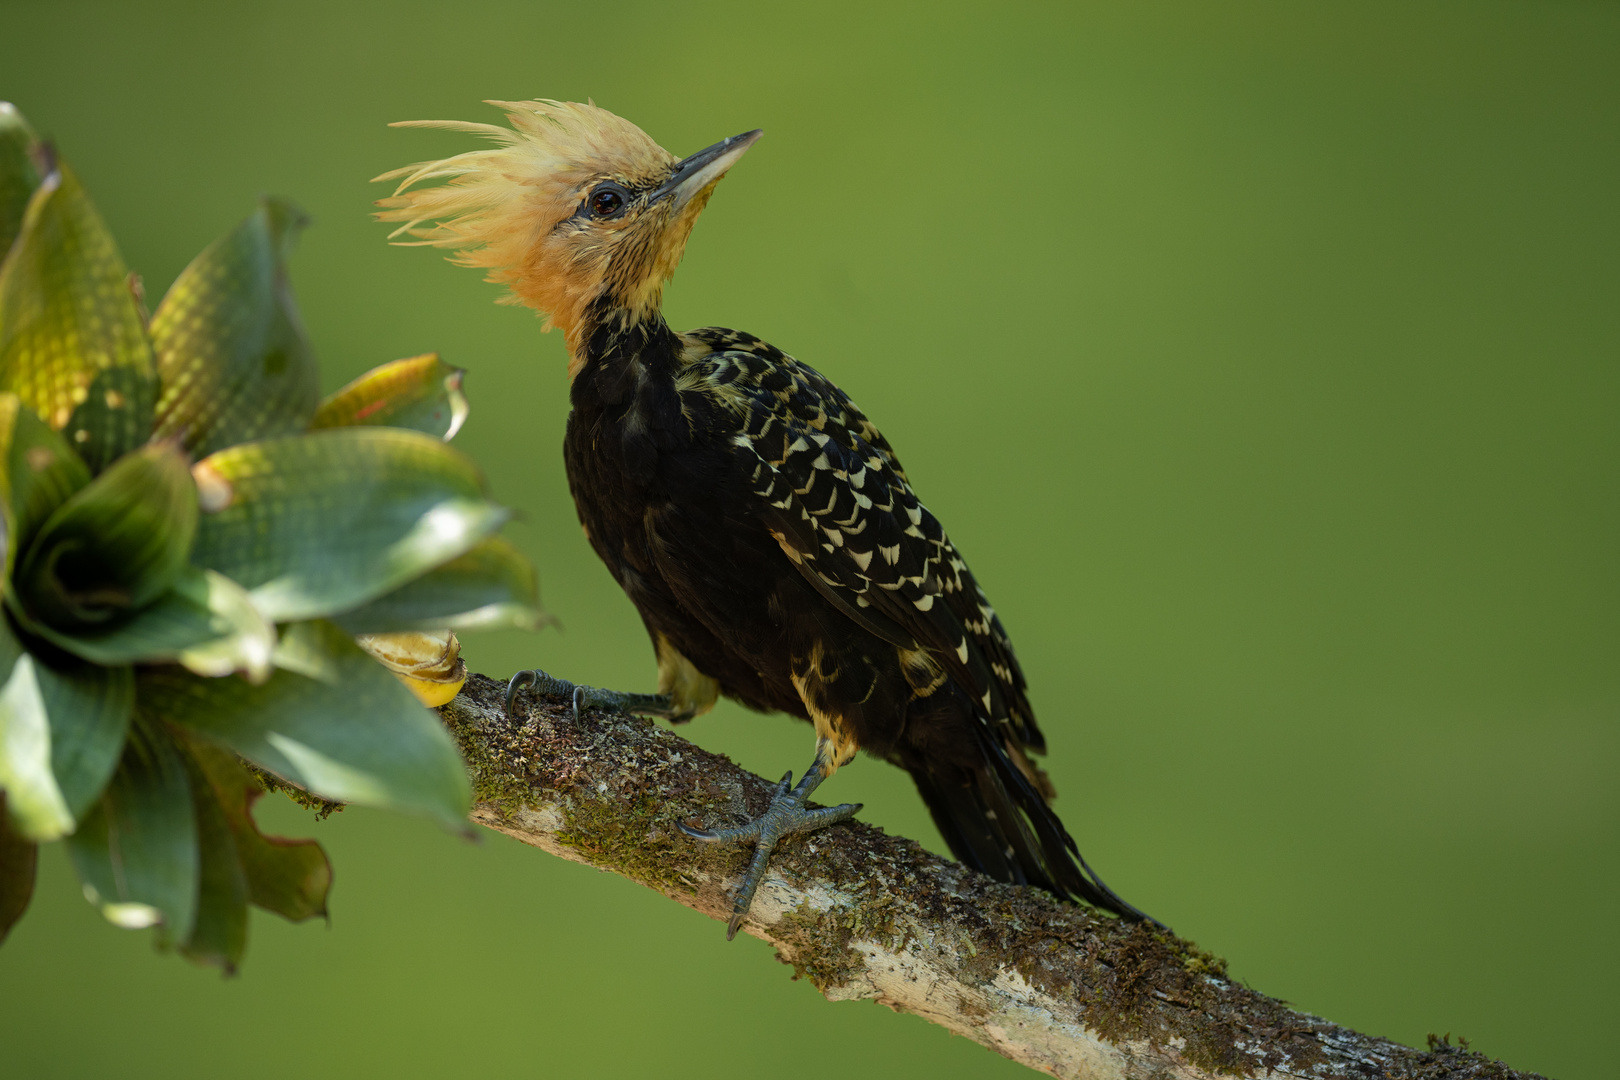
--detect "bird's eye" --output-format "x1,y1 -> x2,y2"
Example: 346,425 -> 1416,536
589,186 -> 627,219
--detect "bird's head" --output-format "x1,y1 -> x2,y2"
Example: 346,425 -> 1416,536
374,100 -> 759,368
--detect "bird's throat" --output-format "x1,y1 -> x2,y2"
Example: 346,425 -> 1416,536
568,299 -> 682,398
565,291 -> 674,382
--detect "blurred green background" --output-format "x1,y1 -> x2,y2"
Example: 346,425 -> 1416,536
2,1 -> 1616,1077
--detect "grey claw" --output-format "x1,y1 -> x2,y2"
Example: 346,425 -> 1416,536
680,763 -> 862,941
506,668 -> 587,724
505,669 -> 538,717
679,817 -> 764,844
507,670 -> 676,726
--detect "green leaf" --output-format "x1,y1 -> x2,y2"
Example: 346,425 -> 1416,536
180,734 -> 329,922
311,353 -> 468,441
13,441 -> 197,631
0,792 -> 37,944
0,103 -> 41,265
34,658 -> 134,822
34,567 -> 274,682
151,198 -> 320,457
0,613 -> 135,837
0,393 -> 90,585
64,712 -> 198,945
190,428 -> 507,624
0,164 -> 157,473
142,620 -> 470,827
0,647 -> 72,840
172,570 -> 276,682
177,743 -> 248,972
333,535 -> 544,634
64,367 -> 162,476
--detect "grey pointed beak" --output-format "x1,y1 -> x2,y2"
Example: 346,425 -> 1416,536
654,129 -> 762,209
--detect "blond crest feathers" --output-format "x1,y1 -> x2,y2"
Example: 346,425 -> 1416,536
372,100 -> 674,317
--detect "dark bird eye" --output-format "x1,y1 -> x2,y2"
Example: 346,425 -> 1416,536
589,187 -> 626,219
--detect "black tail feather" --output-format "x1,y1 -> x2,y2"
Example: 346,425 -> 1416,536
897,687 -> 1161,928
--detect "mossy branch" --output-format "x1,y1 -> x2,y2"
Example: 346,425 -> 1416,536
441,673 -> 1542,1080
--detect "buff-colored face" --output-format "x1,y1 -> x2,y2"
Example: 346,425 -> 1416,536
375,101 -> 759,362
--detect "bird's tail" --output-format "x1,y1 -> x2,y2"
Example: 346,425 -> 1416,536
898,687 -> 1158,926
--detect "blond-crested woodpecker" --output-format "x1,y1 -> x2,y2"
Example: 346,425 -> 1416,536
376,101 -> 1154,937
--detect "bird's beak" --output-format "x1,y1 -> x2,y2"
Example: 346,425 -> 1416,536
654,129 -> 763,209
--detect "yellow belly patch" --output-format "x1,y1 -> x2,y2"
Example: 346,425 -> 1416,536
655,633 -> 719,720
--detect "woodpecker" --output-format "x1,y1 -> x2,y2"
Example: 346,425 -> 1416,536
377,101 -> 1154,937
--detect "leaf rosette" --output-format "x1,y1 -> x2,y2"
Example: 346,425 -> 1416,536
0,104 -> 542,971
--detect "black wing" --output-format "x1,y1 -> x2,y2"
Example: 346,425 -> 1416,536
680,340 -> 1043,753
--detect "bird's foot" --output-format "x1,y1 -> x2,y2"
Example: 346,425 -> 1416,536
505,668 -> 680,722
679,769 -> 861,940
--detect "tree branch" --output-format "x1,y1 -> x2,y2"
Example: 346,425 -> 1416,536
442,673 -> 1542,1080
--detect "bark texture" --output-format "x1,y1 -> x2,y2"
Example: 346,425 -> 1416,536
442,673 -> 1544,1080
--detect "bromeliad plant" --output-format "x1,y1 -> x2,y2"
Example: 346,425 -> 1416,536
0,103 -> 541,970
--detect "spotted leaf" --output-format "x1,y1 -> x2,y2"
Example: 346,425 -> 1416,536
189,427 -> 507,624
151,197 -> 320,457
0,164 -> 157,473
